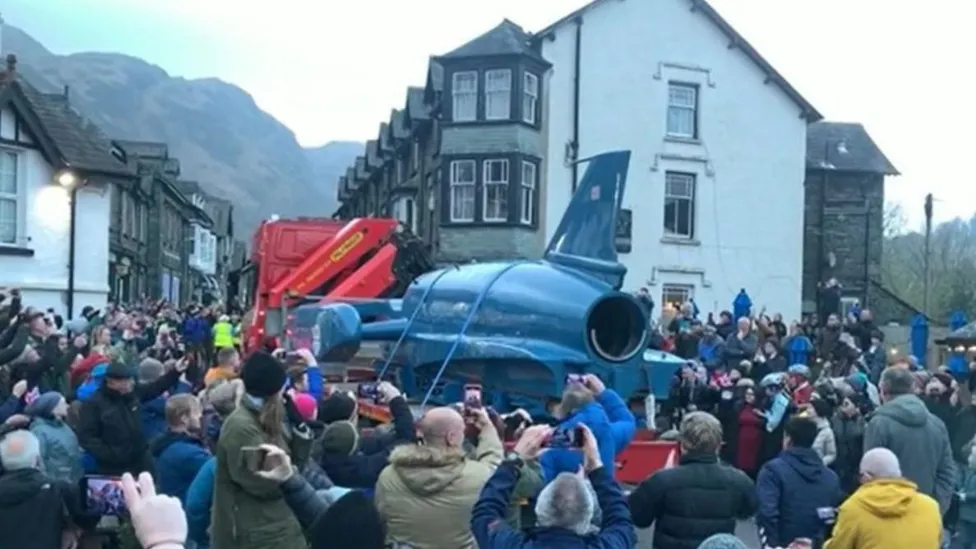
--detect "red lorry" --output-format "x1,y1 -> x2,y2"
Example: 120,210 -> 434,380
243,217 -> 433,353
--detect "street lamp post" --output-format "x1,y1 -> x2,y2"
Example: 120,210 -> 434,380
57,170 -> 79,319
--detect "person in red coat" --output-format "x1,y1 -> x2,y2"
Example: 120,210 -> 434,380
734,383 -> 764,479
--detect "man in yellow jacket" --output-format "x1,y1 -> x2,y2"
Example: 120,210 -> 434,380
825,447 -> 942,549
212,314 -> 234,350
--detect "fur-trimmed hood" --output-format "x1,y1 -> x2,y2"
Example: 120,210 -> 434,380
388,443 -> 468,495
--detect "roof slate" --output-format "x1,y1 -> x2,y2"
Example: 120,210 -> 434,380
806,122 -> 899,175
390,109 -> 409,140
377,122 -> 391,152
0,65 -> 134,176
114,140 -> 169,159
405,87 -> 429,122
354,156 -> 368,179
365,140 -> 382,168
440,19 -> 546,63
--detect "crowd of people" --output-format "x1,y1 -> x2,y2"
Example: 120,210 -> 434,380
0,282 -> 974,549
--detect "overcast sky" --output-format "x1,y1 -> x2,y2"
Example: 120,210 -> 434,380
2,0 -> 972,228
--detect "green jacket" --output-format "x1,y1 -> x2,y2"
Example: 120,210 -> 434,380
211,397 -> 306,549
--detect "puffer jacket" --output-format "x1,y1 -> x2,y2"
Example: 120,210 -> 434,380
628,452 -> 756,549
211,396 -> 306,549
29,416 -> 83,485
374,427 -> 503,549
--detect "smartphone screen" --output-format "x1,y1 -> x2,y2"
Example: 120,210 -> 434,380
241,446 -> 268,472
83,475 -> 127,517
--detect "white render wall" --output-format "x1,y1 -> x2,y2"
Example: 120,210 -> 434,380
541,0 -> 807,321
0,107 -> 110,316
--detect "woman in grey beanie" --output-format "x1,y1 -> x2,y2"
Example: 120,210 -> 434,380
25,391 -> 83,484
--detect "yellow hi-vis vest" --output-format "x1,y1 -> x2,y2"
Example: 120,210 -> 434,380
213,321 -> 234,349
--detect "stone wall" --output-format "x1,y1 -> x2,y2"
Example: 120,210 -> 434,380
802,170 -> 885,312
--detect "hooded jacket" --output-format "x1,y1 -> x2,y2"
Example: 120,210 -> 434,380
824,478 -> 941,549
374,427 -> 503,549
29,416 -> 83,485
150,431 -> 211,504
863,394 -> 956,513
757,447 -> 843,549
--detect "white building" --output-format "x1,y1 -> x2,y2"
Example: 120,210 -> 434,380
0,54 -> 132,317
538,0 -> 820,320
187,193 -> 218,277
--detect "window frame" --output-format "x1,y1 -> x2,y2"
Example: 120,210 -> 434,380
520,161 -> 536,225
484,69 -> 512,121
448,160 -> 476,223
482,158 -> 510,223
523,72 -> 539,124
0,148 -> 24,246
661,284 -> 695,311
451,71 -> 479,122
663,171 -> 697,240
666,82 -> 699,139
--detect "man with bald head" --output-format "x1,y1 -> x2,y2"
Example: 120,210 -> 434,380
825,448 -> 941,548
375,405 -> 503,549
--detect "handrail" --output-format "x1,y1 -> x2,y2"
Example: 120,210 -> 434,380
375,268 -> 451,380
420,262 -> 524,408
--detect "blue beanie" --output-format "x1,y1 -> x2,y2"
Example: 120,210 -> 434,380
25,391 -> 64,418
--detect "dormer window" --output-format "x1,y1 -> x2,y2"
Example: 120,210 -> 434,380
484,69 -> 512,120
452,71 -> 478,122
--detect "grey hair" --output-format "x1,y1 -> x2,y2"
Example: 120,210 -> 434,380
679,411 -> 723,454
860,448 -> 901,479
880,367 -> 915,397
534,472 -> 596,535
0,429 -> 41,471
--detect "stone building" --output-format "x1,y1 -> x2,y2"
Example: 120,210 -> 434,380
802,121 -> 907,321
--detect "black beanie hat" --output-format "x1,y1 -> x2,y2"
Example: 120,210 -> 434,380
309,491 -> 386,549
318,392 -> 357,425
241,351 -> 286,398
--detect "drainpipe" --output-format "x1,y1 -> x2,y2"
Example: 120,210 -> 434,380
570,16 -> 583,192
66,185 -> 78,319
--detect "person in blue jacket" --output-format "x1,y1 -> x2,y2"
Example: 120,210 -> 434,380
150,393 -> 211,504
138,358 -> 192,442
538,374 -> 636,483
0,379 -> 27,423
756,415 -> 843,548
471,423 -> 638,549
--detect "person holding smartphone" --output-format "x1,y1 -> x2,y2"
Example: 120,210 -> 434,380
211,351 -> 307,549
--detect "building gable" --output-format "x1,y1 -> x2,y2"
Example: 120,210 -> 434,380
0,83 -> 63,167
535,0 -> 821,121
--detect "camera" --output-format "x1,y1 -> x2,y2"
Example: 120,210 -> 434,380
358,382 -> 379,401
463,383 -> 483,411
565,373 -> 585,386
544,425 -> 585,448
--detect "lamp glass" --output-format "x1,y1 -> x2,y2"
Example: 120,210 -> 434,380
57,171 -> 77,187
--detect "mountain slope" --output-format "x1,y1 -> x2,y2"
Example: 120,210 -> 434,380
305,141 -> 364,192
1,24 -> 361,234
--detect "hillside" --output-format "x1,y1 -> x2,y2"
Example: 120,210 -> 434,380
1,24 -> 362,234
